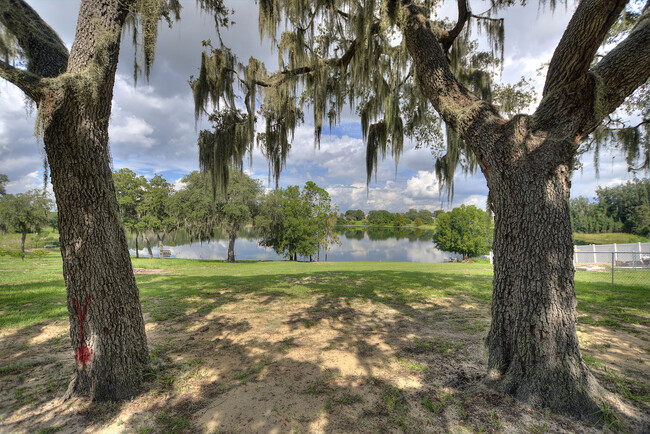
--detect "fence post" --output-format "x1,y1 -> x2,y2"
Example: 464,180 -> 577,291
612,249 -> 616,289
613,243 -> 617,265
592,244 -> 597,263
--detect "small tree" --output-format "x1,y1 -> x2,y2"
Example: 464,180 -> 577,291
433,205 -> 492,260
216,170 -> 262,262
169,171 -> 219,245
139,174 -> 175,259
304,181 -> 338,261
256,182 -> 333,261
113,169 -> 147,258
0,190 -> 52,257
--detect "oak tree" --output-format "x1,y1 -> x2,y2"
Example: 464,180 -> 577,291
191,0 -> 650,416
0,0 -> 226,400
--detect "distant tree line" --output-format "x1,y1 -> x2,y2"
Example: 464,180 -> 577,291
113,169 -> 336,262
338,208 -> 441,226
570,179 -> 650,236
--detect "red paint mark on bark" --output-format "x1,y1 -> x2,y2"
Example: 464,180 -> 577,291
73,295 -> 92,367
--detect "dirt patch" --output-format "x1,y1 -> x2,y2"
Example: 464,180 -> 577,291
1,295 -> 648,433
133,268 -> 168,275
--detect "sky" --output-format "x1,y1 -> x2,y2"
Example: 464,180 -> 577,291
0,0 -> 644,213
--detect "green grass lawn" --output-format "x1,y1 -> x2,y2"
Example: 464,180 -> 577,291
1,251 -> 648,432
0,229 -> 59,252
573,232 -> 650,245
1,251 -> 647,332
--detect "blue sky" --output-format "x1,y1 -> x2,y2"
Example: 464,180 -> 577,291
0,1 -> 645,213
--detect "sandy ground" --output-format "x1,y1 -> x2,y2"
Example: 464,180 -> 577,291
1,287 -> 648,433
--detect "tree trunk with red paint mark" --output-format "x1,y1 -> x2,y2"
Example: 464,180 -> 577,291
0,0 -> 149,400
48,0 -> 148,401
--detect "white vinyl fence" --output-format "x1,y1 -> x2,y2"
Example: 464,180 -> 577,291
487,242 -> 650,267
574,242 -> 650,265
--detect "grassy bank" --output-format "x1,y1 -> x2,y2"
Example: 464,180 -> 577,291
1,253 -> 648,433
573,232 -> 650,245
0,229 -> 59,252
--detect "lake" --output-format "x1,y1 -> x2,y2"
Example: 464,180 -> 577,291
128,227 -> 463,263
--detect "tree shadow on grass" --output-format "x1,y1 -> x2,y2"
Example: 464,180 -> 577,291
1,267 -> 648,433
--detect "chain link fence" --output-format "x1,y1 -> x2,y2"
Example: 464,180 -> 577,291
575,243 -> 649,289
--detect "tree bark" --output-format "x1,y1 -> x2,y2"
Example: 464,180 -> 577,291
38,0 -> 148,401
143,233 -> 154,259
226,228 -> 236,262
485,135 -> 600,415
135,233 -> 139,259
157,233 -> 165,259
398,0 -> 650,416
20,227 -> 26,259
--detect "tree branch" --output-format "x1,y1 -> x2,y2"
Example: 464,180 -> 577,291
0,0 -> 68,78
587,1 -> 650,131
235,38 -> 359,89
438,0 -> 470,52
543,0 -> 627,98
0,60 -> 46,101
401,2 -> 502,158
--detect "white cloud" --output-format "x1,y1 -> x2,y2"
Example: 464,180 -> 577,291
110,116 -> 156,148
0,0 -> 640,220
405,171 -> 440,199
6,171 -> 41,193
462,195 -> 488,209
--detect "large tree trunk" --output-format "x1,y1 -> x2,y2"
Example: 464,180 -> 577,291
485,149 -> 600,415
398,2 -> 641,416
41,0 -> 148,401
226,228 -> 236,262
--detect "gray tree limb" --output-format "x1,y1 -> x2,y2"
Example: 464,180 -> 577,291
402,2 -> 503,159
543,0 -> 627,98
438,0 -> 470,52
0,60 -> 45,101
0,0 -> 68,78
590,1 -> 650,128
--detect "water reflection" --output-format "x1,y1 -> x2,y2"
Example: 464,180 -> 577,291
127,227 -> 461,263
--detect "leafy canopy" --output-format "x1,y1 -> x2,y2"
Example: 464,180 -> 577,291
0,189 -> 52,235
432,204 -> 492,259
256,181 -> 336,260
191,0 -> 648,200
